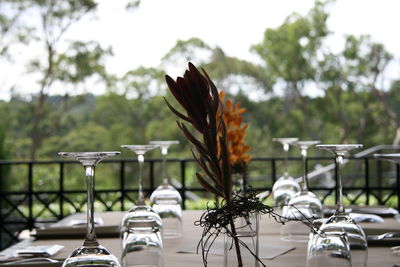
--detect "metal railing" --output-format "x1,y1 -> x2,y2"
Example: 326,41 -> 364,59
0,155 -> 399,250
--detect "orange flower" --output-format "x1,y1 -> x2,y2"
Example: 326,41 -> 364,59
218,91 -> 252,173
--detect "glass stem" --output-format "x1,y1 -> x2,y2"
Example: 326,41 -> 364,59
335,154 -> 345,214
162,148 -> 168,185
83,165 -> 99,247
301,148 -> 309,192
283,144 -> 289,177
137,154 -> 145,205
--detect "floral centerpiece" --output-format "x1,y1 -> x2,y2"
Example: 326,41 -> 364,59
218,91 -> 252,195
164,63 -> 277,267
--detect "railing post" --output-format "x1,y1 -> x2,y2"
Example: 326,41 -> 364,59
364,158 -> 370,205
0,163 -> 3,249
377,160 -> 383,204
397,164 -> 400,211
181,160 -> 186,210
149,160 -> 155,195
271,159 -> 276,185
334,157 -> 338,204
59,162 -> 64,220
120,161 -> 125,211
305,157 -> 308,179
243,171 -> 248,196
28,163 -> 34,230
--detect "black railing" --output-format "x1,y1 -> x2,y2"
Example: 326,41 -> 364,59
0,155 -> 399,250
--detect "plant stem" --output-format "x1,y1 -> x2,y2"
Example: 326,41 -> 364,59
229,217 -> 243,267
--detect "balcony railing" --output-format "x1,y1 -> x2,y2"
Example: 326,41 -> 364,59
0,155 -> 399,249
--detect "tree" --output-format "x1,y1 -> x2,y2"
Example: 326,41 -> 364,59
23,0 -> 108,159
0,0 -> 33,59
251,1 -> 331,99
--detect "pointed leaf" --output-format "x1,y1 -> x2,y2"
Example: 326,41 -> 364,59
196,173 -> 224,198
164,98 -> 192,123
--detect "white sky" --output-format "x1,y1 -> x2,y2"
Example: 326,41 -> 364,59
1,0 -> 400,100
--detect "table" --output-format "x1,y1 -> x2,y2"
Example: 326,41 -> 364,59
1,210 -> 399,266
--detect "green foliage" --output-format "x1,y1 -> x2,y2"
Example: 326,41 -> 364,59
55,41 -> 113,84
251,0 -> 331,95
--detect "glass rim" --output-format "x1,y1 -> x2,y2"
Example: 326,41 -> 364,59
272,137 -> 298,145
149,140 -> 179,145
316,144 -> 363,151
58,151 -> 120,157
121,144 -> 159,154
293,140 -> 321,147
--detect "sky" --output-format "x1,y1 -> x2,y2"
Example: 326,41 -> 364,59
1,0 -> 400,100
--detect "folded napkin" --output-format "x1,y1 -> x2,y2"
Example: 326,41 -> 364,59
33,225 -> 119,239
0,262 -> 61,267
323,205 -> 399,218
351,206 -> 399,217
67,217 -> 104,227
16,245 -> 64,257
350,213 -> 384,223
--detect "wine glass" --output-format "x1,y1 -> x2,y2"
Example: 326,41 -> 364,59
149,140 -> 183,239
307,232 -> 351,267
281,140 -> 323,242
58,151 -> 121,267
271,138 -> 301,207
120,145 -> 164,267
316,144 -> 367,267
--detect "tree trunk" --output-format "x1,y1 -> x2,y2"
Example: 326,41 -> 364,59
30,43 -> 54,160
393,127 -> 400,146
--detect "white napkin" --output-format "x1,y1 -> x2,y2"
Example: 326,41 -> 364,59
16,245 -> 64,257
67,217 -> 104,227
350,213 -> 384,223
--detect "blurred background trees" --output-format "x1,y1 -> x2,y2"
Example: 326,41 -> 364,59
0,0 -> 399,163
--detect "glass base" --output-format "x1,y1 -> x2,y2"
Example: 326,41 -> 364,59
158,220 -> 182,239
282,191 -> 323,220
121,205 -> 162,233
151,203 -> 182,239
272,175 -> 300,207
150,184 -> 183,239
319,213 -> 368,267
121,230 -> 163,267
150,184 -> 182,205
121,205 -> 164,267
321,213 -> 367,248
280,220 -> 312,243
62,245 -> 120,267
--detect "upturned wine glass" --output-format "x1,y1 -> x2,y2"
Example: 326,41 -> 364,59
58,151 -> 121,267
281,140 -> 323,242
149,140 -> 183,239
307,232 -> 351,267
120,145 -> 163,267
316,144 -> 367,267
271,138 -> 301,207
